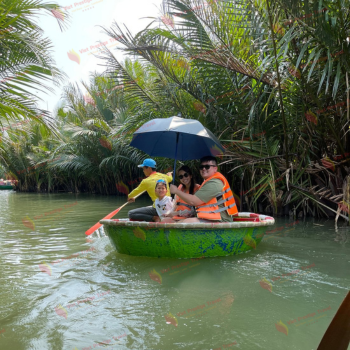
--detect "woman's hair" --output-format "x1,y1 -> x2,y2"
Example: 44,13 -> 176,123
177,165 -> 195,194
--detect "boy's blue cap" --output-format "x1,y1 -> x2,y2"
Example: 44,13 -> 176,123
138,158 -> 156,168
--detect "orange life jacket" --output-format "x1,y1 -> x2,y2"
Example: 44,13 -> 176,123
195,172 -> 238,221
173,184 -> 200,220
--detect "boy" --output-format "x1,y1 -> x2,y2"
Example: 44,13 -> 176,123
154,179 -> 173,222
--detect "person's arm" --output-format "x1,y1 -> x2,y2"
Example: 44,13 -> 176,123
176,209 -> 193,217
128,181 -> 147,202
170,184 -> 204,206
163,196 -> 177,217
170,179 -> 223,207
172,195 -> 178,212
165,197 -> 174,213
165,173 -> 173,183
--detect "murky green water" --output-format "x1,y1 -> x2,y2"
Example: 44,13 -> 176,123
0,191 -> 349,350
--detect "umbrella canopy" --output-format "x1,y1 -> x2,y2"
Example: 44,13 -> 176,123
130,116 -> 225,161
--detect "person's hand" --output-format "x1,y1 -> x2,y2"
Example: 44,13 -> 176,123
152,216 -> 161,222
167,171 -> 173,177
163,211 -> 175,218
127,197 -> 135,203
169,184 -> 178,194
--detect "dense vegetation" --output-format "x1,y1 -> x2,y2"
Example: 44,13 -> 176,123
1,0 -> 350,221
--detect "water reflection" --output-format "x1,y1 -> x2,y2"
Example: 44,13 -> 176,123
0,191 -> 349,350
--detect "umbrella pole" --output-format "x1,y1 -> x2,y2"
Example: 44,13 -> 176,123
172,133 -> 179,184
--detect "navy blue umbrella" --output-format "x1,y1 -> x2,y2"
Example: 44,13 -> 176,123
130,116 -> 225,182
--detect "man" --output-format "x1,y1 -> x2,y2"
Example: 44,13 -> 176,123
128,158 -> 173,221
169,156 -> 238,222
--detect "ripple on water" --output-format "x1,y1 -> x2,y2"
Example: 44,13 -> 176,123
0,191 -> 349,349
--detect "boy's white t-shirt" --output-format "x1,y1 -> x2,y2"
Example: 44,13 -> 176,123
155,196 -> 174,217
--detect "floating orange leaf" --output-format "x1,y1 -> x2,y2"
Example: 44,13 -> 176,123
210,144 -> 223,158
55,305 -> 68,319
219,292 -> 234,314
275,320 -> 288,335
273,23 -> 285,35
259,278 -> 272,292
288,66 -> 301,79
243,235 -> 257,249
149,269 -> 162,284
161,14 -> 175,28
164,313 -> 178,327
39,262 -> 52,276
116,180 -> 129,195
51,8 -> 64,21
99,138 -> 112,151
321,157 -> 335,171
338,201 -> 350,213
133,227 -> 146,241
193,101 -> 206,113
305,110 -> 318,125
176,59 -> 190,71
67,49 -> 80,64
84,94 -> 95,106
22,216 -> 35,230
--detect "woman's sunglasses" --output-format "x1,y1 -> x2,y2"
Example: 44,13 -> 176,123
199,164 -> 216,170
178,173 -> 189,180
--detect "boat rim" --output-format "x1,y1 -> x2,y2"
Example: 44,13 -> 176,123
100,214 -> 274,229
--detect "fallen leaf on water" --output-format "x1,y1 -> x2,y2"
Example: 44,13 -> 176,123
259,278 -> 272,292
55,305 -> 68,319
39,262 -> 52,276
149,269 -> 162,284
22,216 -> 35,230
164,313 -> 178,327
275,320 -> 288,335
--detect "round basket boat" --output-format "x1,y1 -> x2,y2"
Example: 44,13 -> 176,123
0,185 -> 14,190
100,213 -> 274,258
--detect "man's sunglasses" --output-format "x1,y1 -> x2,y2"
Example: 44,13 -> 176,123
178,173 -> 189,180
199,164 -> 216,170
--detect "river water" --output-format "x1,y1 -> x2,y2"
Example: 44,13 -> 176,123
0,191 -> 349,350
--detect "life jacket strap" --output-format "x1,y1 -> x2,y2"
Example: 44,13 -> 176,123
218,188 -> 230,196
197,195 -> 233,208
176,202 -> 193,209
198,202 -> 237,214
216,195 -> 233,206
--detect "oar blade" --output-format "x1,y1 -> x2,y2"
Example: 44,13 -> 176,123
84,191 -> 145,236
85,208 -> 121,236
85,222 -> 102,236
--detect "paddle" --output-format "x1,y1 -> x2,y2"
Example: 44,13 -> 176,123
85,191 -> 146,236
317,291 -> 350,350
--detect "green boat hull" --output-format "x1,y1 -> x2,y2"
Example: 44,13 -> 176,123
0,185 -> 13,190
100,216 -> 274,258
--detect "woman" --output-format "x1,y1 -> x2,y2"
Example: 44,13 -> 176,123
164,165 -> 200,220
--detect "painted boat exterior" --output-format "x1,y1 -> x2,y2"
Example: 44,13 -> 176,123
100,213 -> 274,258
0,185 -> 13,190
